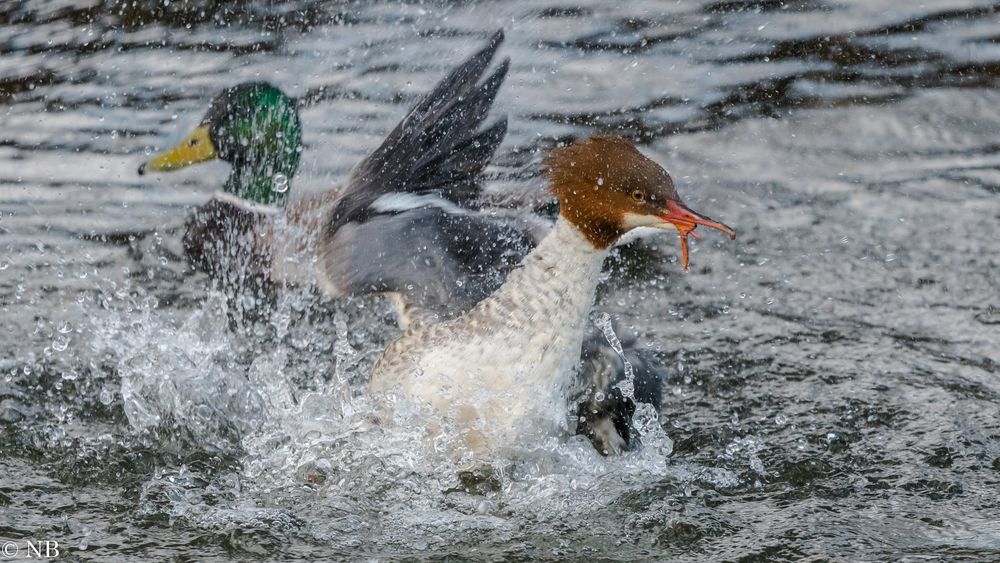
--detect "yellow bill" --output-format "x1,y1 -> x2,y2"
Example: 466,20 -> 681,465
138,124 -> 216,175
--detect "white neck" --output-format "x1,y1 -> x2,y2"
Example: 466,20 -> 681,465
478,216 -> 607,328
455,216 -> 610,440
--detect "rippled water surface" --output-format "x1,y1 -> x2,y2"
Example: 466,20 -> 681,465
2,1 -> 1000,560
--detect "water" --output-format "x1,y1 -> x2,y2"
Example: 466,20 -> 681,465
2,1 -> 999,560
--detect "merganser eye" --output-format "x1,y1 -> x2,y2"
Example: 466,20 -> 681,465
631,190 -> 644,202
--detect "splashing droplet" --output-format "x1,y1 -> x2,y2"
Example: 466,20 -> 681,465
53,336 -> 70,352
595,313 -> 634,399
272,173 -> 289,193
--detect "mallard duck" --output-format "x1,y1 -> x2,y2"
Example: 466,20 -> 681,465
137,34 -> 514,297
139,31 -> 667,456
137,77 -> 335,292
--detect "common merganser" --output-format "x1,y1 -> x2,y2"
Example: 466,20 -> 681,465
369,135 -> 736,455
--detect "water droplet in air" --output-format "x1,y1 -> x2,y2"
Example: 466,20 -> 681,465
272,173 -> 289,193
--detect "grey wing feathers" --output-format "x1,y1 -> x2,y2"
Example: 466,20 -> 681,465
327,30 -> 509,234
321,207 -> 533,319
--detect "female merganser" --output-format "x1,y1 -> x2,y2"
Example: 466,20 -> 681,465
369,135 -> 735,455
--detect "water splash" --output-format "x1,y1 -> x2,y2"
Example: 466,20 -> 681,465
594,312 -> 635,400
272,173 -> 289,194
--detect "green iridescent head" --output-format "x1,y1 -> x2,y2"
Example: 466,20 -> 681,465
139,82 -> 302,205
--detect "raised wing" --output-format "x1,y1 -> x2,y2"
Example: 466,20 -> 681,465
325,30 -> 509,236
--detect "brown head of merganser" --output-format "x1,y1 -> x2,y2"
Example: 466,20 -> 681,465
546,135 -> 735,267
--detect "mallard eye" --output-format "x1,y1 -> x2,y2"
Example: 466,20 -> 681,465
188,138 -> 199,147
631,190 -> 645,202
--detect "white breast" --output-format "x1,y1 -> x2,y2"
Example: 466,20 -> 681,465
370,218 -> 608,454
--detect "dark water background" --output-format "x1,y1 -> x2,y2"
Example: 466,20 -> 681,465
2,1 -> 999,560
